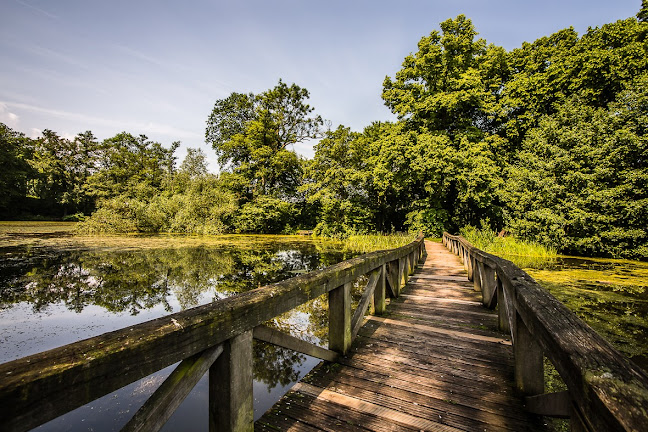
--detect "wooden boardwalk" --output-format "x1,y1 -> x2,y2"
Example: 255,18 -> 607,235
255,240 -> 545,432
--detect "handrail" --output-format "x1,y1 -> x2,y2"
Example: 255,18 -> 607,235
0,234 -> 426,432
442,232 -> 648,432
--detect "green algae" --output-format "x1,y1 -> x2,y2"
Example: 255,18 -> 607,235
523,256 -> 648,372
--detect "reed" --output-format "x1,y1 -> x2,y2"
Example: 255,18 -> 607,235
460,225 -> 557,266
341,233 -> 417,253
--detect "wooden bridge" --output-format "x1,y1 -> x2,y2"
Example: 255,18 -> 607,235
1,234 -> 647,431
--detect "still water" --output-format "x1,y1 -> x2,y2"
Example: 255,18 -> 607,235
0,232 -> 361,431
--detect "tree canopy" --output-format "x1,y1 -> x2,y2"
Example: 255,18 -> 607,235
3,6 -> 647,258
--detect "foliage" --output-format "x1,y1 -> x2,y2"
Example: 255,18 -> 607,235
0,123 -> 34,217
233,195 -> 296,234
460,222 -> 557,260
503,77 -> 648,259
340,233 -> 417,253
206,80 -> 322,198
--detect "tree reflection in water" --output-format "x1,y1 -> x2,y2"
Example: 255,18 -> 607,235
0,237 -> 360,429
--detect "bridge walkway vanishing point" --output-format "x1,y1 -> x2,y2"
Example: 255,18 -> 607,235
255,241 -> 545,432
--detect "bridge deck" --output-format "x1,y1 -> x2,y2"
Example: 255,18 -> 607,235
255,241 -> 545,431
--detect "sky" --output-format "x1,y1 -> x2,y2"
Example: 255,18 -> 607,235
0,0 -> 642,171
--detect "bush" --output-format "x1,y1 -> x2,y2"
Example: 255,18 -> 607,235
233,196 -> 296,234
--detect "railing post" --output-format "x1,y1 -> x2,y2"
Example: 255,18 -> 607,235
398,256 -> 406,288
481,265 -> 497,308
497,274 -> 510,334
386,259 -> 399,297
329,282 -> 352,354
374,264 -> 386,315
473,260 -> 483,292
209,331 -> 253,432
467,253 -> 474,281
514,312 -> 544,396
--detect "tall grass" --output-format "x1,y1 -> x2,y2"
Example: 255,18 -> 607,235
341,233 -> 417,253
460,225 -> 557,268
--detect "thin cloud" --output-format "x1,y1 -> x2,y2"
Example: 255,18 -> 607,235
15,0 -> 58,19
3,101 -> 202,141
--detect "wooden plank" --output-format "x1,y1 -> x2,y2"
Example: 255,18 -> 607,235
399,294 -> 482,306
253,325 -> 338,362
366,316 -> 511,345
304,369 -> 536,431
292,383 -> 463,432
280,391 -> 420,432
123,344 -> 223,432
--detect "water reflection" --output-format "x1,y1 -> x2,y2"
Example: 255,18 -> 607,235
0,237 -> 357,431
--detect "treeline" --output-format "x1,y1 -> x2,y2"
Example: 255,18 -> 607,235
2,6 -> 647,258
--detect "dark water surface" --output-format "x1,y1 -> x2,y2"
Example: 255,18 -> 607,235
0,234 -> 360,431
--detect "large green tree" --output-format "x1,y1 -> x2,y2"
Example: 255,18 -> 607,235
503,75 -> 648,258
205,80 -> 323,198
0,123 -> 34,217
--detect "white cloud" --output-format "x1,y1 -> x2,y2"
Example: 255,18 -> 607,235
29,128 -> 42,138
0,102 -> 20,128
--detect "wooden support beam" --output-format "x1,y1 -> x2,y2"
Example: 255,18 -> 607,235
386,260 -> 399,298
473,260 -> 483,292
466,252 -> 474,281
496,275 -> 510,334
514,312 -> 544,396
253,325 -> 338,362
123,344 -> 223,432
351,268 -> 381,340
328,282 -> 352,355
482,265 -> 497,309
209,331 -> 253,432
373,264 -> 386,315
525,390 -> 571,418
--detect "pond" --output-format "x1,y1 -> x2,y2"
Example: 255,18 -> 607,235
0,223 -> 366,431
500,253 -> 648,373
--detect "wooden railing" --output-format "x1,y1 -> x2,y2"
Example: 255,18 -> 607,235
0,234 -> 426,432
442,232 -> 648,432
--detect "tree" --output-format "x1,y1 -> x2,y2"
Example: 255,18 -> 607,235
179,148 -> 209,179
86,132 -> 178,200
0,123 -> 34,217
205,80 -> 323,197
503,78 -> 648,258
382,15 -> 509,137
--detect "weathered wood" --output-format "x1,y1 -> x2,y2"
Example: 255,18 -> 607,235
481,264 -> 497,309
253,325 -> 338,362
258,241 -> 544,432
328,282 -> 352,355
443,232 -> 648,432
525,391 -> 571,418
123,344 -> 224,432
351,268 -> 381,340
373,264 -> 386,315
209,331 -> 253,432
385,259 -> 399,298
0,235 -> 424,432
473,260 -> 483,292
292,383 -> 463,432
496,274 -> 510,333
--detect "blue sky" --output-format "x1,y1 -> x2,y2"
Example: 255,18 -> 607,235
0,0 -> 641,170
